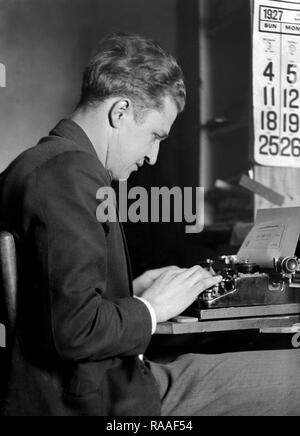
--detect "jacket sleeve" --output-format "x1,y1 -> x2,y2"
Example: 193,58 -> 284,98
25,150 -> 153,362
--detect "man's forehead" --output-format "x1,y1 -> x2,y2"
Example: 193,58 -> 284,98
146,96 -> 178,128
162,95 -> 178,120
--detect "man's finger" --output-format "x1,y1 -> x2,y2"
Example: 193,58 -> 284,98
159,266 -> 181,273
186,267 -> 213,281
196,276 -> 223,294
179,265 -> 204,279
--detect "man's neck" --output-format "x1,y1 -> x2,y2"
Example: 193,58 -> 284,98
70,107 -> 108,167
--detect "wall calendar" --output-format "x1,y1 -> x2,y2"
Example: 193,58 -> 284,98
253,0 -> 300,167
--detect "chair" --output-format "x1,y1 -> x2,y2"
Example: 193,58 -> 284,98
0,231 -> 17,341
0,231 -> 17,409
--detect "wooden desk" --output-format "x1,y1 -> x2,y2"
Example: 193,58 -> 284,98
156,304 -> 300,335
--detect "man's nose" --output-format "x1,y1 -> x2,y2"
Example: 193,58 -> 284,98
145,143 -> 160,166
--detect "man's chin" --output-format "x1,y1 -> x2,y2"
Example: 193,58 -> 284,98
118,167 -> 137,181
118,172 -> 131,182
109,169 -> 129,182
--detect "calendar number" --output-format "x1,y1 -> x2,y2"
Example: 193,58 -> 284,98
263,8 -> 283,21
287,64 -> 298,84
263,62 -> 275,82
259,135 -> 300,157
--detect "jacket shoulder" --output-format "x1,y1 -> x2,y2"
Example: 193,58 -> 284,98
1,135 -> 109,190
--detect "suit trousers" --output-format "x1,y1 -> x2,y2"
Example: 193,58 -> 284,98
149,349 -> 300,416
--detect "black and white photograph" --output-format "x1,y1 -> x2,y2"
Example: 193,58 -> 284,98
0,0 -> 300,420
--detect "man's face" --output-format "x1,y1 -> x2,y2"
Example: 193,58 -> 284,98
107,95 -> 178,180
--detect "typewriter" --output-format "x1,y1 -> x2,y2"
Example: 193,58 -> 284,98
187,207 -> 300,318
191,255 -> 300,311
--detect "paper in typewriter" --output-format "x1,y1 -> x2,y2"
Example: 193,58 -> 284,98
237,207 -> 300,268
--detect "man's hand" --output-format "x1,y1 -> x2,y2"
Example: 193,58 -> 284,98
140,266 -> 222,324
133,266 -> 180,297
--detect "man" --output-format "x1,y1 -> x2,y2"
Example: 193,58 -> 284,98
1,32 -> 300,417
0,32 -> 220,416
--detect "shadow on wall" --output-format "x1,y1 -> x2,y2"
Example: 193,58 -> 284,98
0,0 -> 178,171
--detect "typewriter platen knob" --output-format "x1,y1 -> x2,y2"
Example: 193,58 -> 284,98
274,257 -> 298,274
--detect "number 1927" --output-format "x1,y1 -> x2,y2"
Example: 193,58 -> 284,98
263,8 -> 284,21
259,135 -> 300,157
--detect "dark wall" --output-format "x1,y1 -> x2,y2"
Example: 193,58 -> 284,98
0,0 -> 200,274
124,0 -> 201,275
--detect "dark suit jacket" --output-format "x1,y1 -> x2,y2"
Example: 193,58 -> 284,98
0,119 -> 161,416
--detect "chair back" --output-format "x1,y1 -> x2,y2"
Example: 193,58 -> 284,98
0,231 -> 17,339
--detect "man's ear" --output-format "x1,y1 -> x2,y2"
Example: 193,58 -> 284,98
109,98 -> 132,128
